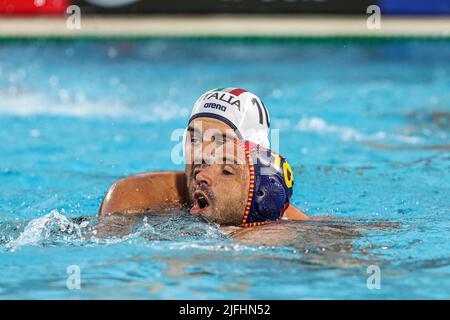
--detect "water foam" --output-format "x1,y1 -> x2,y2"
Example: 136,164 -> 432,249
294,116 -> 422,144
0,91 -> 129,119
5,210 -> 90,251
295,116 -> 386,142
0,90 -> 189,122
3,211 -> 225,251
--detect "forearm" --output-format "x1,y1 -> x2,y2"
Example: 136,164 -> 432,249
284,204 -> 310,220
98,171 -> 190,216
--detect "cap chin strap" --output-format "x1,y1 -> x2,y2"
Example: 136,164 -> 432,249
235,140 -> 293,228
240,141 -> 262,228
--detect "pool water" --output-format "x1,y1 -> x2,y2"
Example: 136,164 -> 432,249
0,38 -> 449,299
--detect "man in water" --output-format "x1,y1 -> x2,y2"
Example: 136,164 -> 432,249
98,88 -> 310,235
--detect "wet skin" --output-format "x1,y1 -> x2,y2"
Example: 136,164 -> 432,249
91,210 -> 397,268
93,113 -> 397,255
98,117 -> 311,241
185,119 -> 250,225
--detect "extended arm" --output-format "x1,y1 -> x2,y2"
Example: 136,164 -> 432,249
98,171 -> 190,216
284,204 -> 310,220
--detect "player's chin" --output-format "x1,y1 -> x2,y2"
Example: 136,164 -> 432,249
208,212 -> 237,226
190,205 -> 213,217
196,209 -> 226,224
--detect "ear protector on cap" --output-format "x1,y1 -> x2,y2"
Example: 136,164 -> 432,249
236,140 -> 294,227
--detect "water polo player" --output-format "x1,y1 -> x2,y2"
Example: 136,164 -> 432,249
189,139 -> 295,226
98,88 -> 310,225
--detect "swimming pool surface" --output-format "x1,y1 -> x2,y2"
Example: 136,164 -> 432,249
0,38 -> 449,299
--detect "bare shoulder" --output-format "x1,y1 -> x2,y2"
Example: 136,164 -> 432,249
98,171 -> 190,216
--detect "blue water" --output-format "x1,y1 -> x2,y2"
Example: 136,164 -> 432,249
0,38 -> 449,299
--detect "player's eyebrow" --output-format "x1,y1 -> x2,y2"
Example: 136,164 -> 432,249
187,126 -> 235,142
186,126 -> 201,137
208,131 -> 236,144
186,126 -> 196,133
222,155 -> 247,167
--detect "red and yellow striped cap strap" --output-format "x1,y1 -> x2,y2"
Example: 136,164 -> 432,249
234,140 -> 268,228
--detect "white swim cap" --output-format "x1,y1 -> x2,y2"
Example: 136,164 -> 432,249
189,88 -> 271,148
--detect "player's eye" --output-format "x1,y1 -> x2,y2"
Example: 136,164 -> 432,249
222,166 -> 234,176
191,135 -> 201,144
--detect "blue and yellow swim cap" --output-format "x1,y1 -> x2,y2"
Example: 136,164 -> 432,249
236,140 -> 294,227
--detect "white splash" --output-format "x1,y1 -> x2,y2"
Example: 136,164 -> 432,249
294,116 -> 421,144
6,210 -> 89,251
0,91 -> 129,119
296,117 -> 385,142
0,90 -> 188,123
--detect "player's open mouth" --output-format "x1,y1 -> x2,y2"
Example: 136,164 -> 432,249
191,190 -> 210,214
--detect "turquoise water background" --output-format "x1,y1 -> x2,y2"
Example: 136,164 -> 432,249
0,38 -> 449,299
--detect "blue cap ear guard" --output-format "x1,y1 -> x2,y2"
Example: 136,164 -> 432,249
236,140 -> 294,227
